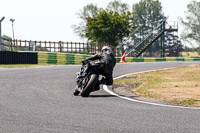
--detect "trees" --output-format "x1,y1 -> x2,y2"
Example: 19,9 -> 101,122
180,0 -> 200,46
72,3 -> 99,39
165,33 -> 183,57
106,0 -> 129,13
132,0 -> 165,30
73,0 -> 134,48
73,0 -> 183,57
85,9 -> 134,47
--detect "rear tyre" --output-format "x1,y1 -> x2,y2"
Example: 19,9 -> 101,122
81,74 -> 98,97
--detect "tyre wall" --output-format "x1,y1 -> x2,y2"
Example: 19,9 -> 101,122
115,57 -> 200,63
0,51 -> 37,64
0,51 -> 200,65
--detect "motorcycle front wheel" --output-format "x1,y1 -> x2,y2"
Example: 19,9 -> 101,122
81,74 -> 98,97
73,85 -> 80,96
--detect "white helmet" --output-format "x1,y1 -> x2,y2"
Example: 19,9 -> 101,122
101,46 -> 112,54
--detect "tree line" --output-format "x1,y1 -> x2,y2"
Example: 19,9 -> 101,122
72,0 -> 200,57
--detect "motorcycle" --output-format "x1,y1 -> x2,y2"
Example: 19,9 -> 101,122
73,60 -> 104,97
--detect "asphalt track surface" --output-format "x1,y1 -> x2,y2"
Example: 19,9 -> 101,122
0,61 -> 200,133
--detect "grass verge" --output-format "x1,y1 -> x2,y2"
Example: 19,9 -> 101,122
114,64 -> 200,107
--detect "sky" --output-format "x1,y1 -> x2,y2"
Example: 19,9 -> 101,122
0,0 -> 195,46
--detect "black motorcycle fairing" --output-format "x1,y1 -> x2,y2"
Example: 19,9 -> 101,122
73,60 -> 103,97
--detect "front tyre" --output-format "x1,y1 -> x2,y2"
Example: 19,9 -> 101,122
73,86 -> 80,96
81,74 -> 98,97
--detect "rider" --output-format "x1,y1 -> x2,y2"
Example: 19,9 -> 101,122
83,46 -> 116,91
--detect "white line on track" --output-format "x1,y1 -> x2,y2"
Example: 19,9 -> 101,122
103,65 -> 200,110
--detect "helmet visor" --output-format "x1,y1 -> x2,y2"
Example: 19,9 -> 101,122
102,49 -> 111,54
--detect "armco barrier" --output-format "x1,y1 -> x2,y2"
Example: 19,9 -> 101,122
1,51 -> 200,65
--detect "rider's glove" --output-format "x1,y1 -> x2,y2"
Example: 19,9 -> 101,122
82,59 -> 88,63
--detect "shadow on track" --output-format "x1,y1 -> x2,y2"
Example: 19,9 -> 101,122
89,94 -> 117,98
89,94 -> 140,98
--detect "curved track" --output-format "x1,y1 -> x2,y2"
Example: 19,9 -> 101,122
0,61 -> 200,133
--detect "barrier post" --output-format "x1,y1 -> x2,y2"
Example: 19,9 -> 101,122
0,17 -> 5,51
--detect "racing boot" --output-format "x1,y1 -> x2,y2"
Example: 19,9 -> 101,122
93,82 -> 100,91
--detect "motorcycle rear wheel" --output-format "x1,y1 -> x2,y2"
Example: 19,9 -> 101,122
81,74 -> 98,97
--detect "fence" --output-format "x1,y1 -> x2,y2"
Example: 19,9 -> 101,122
1,38 -> 120,56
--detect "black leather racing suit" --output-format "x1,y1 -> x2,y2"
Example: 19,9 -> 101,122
86,52 -> 116,85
